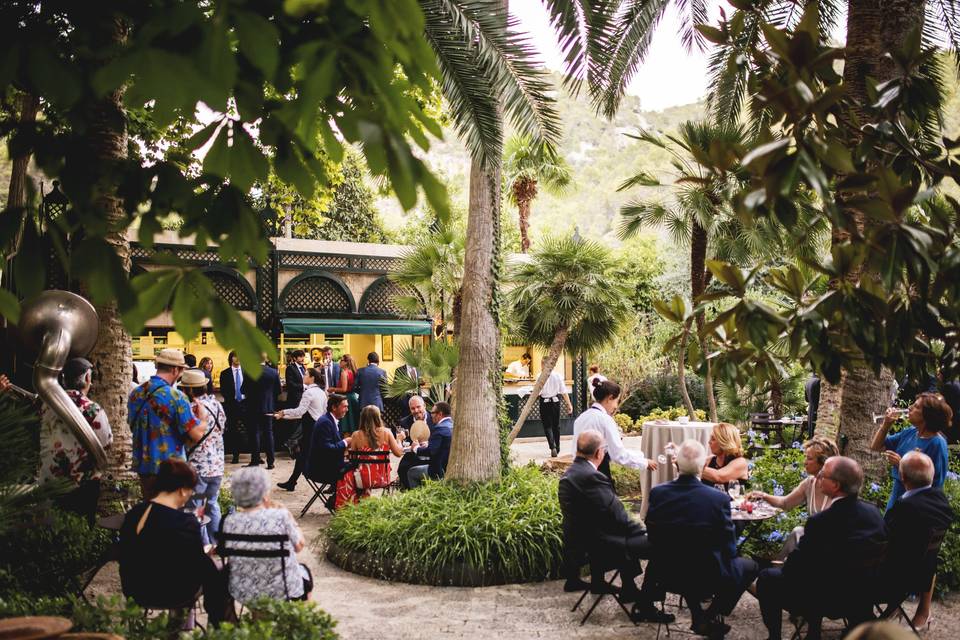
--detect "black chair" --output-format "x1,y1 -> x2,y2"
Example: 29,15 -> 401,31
136,588 -> 205,633
299,451 -> 346,517
300,476 -> 336,517
218,527 -> 293,603
569,551 -> 638,626
348,448 -> 394,495
875,527 -> 947,634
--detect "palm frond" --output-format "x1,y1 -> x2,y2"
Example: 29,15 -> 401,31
541,0 -> 620,100
925,0 -> 960,77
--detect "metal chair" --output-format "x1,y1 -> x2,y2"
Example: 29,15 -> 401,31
875,527 -> 948,635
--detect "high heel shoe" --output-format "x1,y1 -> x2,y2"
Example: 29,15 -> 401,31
911,616 -> 934,634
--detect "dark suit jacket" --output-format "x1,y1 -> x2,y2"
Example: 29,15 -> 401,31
558,457 -> 645,571
398,412 -> 433,439
306,412 -> 350,483
285,362 -> 306,408
355,364 -> 387,410
941,380 -> 960,443
804,376 -> 820,436
319,361 -> 341,391
218,366 -> 252,414
783,495 -> 886,607
883,487 -> 955,593
394,365 -> 421,418
646,474 -> 741,585
413,417 -> 452,479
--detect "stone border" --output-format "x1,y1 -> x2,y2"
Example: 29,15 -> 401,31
325,539 -> 561,587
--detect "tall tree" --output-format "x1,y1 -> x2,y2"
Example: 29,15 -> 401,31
503,134 -> 572,252
506,235 -> 631,440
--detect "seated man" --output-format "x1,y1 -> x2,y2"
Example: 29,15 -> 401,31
407,401 -> 453,488
758,456 -> 887,639
558,431 -> 673,623
646,439 -> 759,637
882,451 -> 954,629
396,395 -> 434,442
306,393 -> 353,509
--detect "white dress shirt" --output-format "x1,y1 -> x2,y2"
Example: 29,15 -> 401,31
539,371 -> 569,399
571,403 -> 649,469
506,360 -> 530,377
283,384 -> 327,421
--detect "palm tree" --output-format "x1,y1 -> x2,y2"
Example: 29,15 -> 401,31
383,340 -> 460,406
505,235 -> 631,441
503,135 -> 572,252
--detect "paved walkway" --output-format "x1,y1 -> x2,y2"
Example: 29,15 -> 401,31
88,440 -> 957,639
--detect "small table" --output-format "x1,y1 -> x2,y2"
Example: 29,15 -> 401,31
638,420 -> 715,520
750,417 -> 806,446
731,500 -> 781,550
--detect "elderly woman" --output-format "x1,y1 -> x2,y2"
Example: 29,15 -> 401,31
119,460 -> 229,626
746,436 -> 840,557
870,392 -> 951,512
220,467 -> 312,603
701,422 -> 749,490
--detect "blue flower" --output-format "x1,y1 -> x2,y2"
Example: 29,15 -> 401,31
746,430 -> 757,438
747,460 -> 756,470
791,441 -> 803,450
773,484 -> 784,497
737,536 -> 747,546
869,482 -> 881,493
765,530 -> 785,543
947,471 -> 959,482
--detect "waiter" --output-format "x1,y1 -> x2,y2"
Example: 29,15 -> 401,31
505,353 -> 532,379
539,366 -> 573,458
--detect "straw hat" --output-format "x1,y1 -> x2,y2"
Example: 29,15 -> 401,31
410,420 -> 430,443
155,348 -> 186,367
179,368 -> 208,388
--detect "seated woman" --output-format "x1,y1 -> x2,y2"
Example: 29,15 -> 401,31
220,467 -> 312,603
119,459 -> 229,626
745,435 -> 840,557
335,405 -> 404,508
701,422 -> 750,491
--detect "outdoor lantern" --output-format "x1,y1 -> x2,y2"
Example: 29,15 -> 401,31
40,180 -> 69,232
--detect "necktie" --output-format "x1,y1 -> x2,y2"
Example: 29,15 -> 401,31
299,364 -> 305,377
234,368 -> 242,402
328,364 -> 333,386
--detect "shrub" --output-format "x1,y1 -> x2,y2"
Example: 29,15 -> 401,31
633,406 -> 706,430
938,474 -> 960,596
190,598 -> 339,640
619,372 -> 706,419
614,413 -> 638,434
327,465 -> 562,585
0,507 -> 110,598
610,463 -> 643,498
739,447 -> 808,559
219,480 -> 236,515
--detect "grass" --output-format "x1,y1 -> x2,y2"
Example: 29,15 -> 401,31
326,465 -> 563,585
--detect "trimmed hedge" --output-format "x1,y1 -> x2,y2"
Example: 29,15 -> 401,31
326,465 -> 562,586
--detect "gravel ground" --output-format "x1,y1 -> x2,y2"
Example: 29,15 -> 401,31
86,438 -> 958,639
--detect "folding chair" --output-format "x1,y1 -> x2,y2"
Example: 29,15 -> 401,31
875,527 -> 947,634
137,588 -> 205,633
218,521 -> 293,605
569,554 -> 637,626
299,476 -> 336,517
348,449 -> 394,497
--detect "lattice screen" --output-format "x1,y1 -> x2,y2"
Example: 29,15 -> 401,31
280,276 -> 352,313
204,271 -> 255,311
360,278 -> 424,316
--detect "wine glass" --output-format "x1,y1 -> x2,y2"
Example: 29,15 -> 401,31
727,483 -> 741,501
657,454 -> 667,465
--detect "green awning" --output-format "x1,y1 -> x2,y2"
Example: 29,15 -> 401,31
281,318 -> 433,336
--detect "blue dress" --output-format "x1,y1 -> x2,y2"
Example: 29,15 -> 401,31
884,426 -> 949,512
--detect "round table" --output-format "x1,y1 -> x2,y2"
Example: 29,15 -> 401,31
638,420 -> 715,520
730,500 -> 781,550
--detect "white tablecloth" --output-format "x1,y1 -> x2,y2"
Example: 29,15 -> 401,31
638,420 -> 715,520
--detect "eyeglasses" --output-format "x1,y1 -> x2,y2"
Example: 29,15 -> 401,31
816,470 -> 833,481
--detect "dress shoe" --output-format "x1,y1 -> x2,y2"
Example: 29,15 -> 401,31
230,455 -> 240,464
323,495 -> 336,511
550,447 -> 558,458
277,481 -> 296,492
266,463 -> 275,470
691,619 -> 731,638
245,461 -> 262,467
563,578 -> 590,592
631,603 -> 675,624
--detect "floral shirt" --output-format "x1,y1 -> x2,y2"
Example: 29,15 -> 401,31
188,394 -> 225,478
40,390 -> 113,484
128,376 -> 199,475
222,508 -> 305,602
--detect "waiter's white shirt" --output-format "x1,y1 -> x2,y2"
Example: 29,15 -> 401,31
283,384 -> 327,421
539,371 -> 569,399
571,402 -> 649,469
506,361 -> 530,377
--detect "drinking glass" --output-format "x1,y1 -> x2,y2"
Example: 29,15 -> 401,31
657,454 -> 667,465
727,483 -> 741,500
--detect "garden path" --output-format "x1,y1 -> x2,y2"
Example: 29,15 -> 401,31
87,442 -> 958,639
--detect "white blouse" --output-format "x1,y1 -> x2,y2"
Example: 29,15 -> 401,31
283,384 -> 327,421
571,403 -> 649,469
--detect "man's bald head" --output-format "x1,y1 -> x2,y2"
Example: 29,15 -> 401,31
900,451 -> 935,491
408,395 -> 426,419
576,430 -> 605,460
822,456 -> 863,497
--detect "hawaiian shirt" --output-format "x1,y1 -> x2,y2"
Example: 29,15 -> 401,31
187,394 -> 225,478
129,376 -> 199,475
39,390 -> 113,484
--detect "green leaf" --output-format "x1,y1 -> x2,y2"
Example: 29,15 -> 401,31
0,289 -> 21,324
185,121 -> 223,153
209,300 -> 275,378
202,125 -> 231,179
230,126 -> 269,191
27,44 -> 81,108
653,295 -> 687,324
274,145 -> 316,199
124,269 -> 180,333
234,10 -> 280,78
695,24 -> 727,45
706,260 -> 747,294
742,138 -> 790,169
172,270 -> 210,341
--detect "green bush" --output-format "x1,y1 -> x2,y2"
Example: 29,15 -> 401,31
632,406 -> 706,431
327,465 -> 562,585
614,412 -> 638,434
938,474 -> 960,596
610,463 -> 643,498
219,480 -> 236,514
619,372 -> 706,419
190,598 -> 338,640
0,507 -> 110,598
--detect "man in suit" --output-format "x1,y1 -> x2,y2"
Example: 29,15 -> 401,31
407,401 -> 453,488
246,357 -> 281,468
558,431 -> 674,623
396,395 -> 435,488
285,350 -> 307,409
355,351 -> 387,410
319,346 -> 340,391
218,350 -> 251,464
306,393 -> 353,509
758,456 -> 887,639
883,451 -> 955,629
646,439 -> 759,637
394,361 -> 421,420
804,373 -> 820,438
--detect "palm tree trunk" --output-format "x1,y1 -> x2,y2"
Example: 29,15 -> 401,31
5,93 -> 39,211
507,325 -> 567,442
769,377 -> 783,418
81,16 -> 133,481
518,197 -> 532,253
447,159 -> 503,483
689,219 -> 717,420
822,0 -> 924,480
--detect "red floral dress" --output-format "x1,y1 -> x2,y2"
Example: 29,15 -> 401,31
334,432 -> 393,508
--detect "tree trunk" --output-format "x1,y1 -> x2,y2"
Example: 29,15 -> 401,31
677,320 -> 697,418
769,377 -> 783,418
507,325 -> 568,442
517,196 -> 531,253
81,17 -> 133,482
5,93 -> 40,212
824,0 -> 924,481
689,219 -> 717,421
447,159 -> 503,483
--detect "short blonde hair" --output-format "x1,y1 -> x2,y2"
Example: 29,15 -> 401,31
803,435 -> 839,466
712,422 -> 743,457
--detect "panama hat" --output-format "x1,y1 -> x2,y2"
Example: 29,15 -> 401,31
178,368 -> 208,388
410,420 -> 430,443
155,348 -> 186,367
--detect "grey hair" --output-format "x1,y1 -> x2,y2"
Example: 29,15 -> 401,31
63,369 -> 91,392
230,466 -> 271,508
409,395 -> 425,408
576,430 -> 604,457
829,456 -> 864,495
676,439 -> 707,476
900,451 -> 935,489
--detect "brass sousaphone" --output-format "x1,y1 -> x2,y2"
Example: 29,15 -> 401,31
18,290 -> 107,468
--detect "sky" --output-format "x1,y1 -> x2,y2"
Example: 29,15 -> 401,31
510,0 -> 732,111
